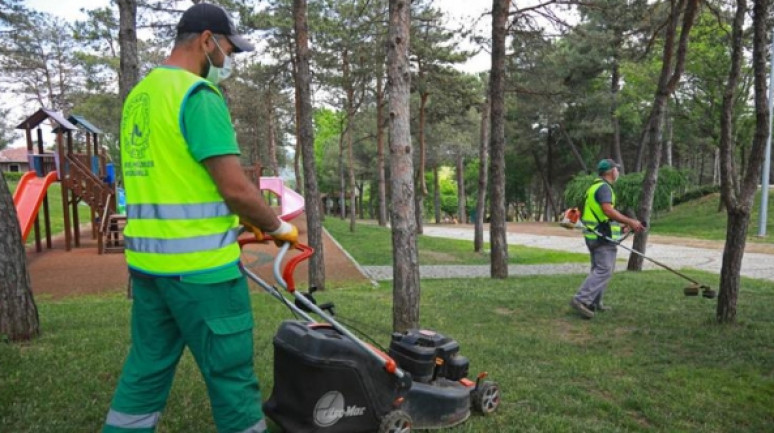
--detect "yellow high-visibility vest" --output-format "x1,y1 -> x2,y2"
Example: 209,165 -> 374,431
581,179 -> 621,241
120,67 -> 239,275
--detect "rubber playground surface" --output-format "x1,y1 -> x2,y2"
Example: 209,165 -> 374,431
25,213 -> 370,299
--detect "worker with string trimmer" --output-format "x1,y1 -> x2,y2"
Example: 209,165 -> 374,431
569,159 -> 645,320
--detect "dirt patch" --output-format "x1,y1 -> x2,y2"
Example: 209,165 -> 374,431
26,213 -> 370,300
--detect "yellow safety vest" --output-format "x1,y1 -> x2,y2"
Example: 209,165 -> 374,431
581,179 -> 621,241
120,67 -> 240,275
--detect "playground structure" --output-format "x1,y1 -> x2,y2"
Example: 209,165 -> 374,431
12,108 -> 305,255
13,108 -> 119,254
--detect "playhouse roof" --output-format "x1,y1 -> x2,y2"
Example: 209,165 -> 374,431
68,115 -> 103,134
52,114 -> 103,134
15,108 -> 78,132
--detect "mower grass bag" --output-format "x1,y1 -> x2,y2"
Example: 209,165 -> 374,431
263,320 -> 411,433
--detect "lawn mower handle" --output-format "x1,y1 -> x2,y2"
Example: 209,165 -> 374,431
242,234 -> 406,379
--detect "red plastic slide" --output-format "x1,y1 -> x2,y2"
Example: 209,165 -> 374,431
12,171 -> 59,243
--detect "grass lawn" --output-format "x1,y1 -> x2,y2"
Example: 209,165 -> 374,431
323,217 -> 588,266
653,191 -> 774,243
1,271 -> 773,432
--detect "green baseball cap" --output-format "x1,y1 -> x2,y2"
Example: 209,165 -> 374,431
597,158 -> 620,174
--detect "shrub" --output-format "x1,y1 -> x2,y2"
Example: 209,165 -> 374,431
673,184 -> 721,205
2,171 -> 24,181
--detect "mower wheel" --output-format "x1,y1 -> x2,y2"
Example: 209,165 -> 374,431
472,381 -> 501,414
378,410 -> 412,433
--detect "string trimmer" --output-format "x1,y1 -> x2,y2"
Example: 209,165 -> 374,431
560,215 -> 717,299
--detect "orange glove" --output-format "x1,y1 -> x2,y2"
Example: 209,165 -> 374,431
242,221 -> 265,241
267,220 -> 299,247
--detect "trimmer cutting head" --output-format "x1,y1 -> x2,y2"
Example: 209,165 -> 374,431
684,283 -> 716,299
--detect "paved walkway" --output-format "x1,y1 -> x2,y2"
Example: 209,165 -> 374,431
361,225 -> 774,282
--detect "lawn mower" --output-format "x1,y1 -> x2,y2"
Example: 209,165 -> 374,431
559,215 -> 716,299
238,234 -> 501,432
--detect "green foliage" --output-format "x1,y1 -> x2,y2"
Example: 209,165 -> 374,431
673,184 -> 722,206
564,167 -> 688,214
3,171 -> 23,181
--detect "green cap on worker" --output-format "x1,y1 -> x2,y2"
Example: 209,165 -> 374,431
597,158 -> 620,174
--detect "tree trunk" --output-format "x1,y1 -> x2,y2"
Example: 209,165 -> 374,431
117,0 -> 138,105
267,93 -> 279,176
717,0 -> 768,323
338,131 -> 346,219
376,72 -> 388,226
387,0 -> 420,332
488,0 -> 509,278
293,0 -> 325,289
434,166 -> 441,223
611,59 -> 624,174
415,91 -> 429,235
628,0 -> 698,271
0,171 -> 40,342
474,93 -> 490,252
291,53 -> 304,195
343,50 -> 357,232
456,153 -> 466,223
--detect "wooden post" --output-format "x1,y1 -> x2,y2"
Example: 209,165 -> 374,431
58,131 -> 71,252
68,131 -> 80,248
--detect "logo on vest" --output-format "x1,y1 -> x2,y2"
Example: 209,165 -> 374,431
313,391 -> 366,427
122,92 -> 151,160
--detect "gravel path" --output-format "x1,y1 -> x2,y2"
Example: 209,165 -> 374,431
360,225 -> 774,282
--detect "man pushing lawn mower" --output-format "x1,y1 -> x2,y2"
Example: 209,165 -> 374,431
570,159 -> 645,320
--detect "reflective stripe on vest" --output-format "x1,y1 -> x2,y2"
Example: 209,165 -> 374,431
120,67 -> 240,275
125,228 -> 240,254
105,409 -> 161,429
127,202 -> 233,220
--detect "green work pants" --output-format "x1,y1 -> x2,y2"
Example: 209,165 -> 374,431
103,275 -> 265,433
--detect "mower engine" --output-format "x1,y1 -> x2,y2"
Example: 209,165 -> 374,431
388,329 -> 499,429
389,329 -> 470,382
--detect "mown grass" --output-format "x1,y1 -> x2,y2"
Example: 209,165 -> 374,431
653,191 -> 774,243
2,271 -> 773,432
323,217 -> 587,265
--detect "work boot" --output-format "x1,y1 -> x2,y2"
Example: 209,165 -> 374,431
570,298 -> 595,319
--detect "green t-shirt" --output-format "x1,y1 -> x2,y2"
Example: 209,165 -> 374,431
180,83 -> 242,284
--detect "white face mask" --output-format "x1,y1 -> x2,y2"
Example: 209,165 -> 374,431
205,37 -> 233,84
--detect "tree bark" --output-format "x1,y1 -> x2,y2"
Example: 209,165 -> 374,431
611,59 -> 624,174
474,92 -> 490,252
488,0 -> 510,278
456,153 -> 466,223
117,0 -> 138,105
343,49 -> 357,232
716,0 -> 768,323
628,0 -> 697,271
293,0 -> 325,289
376,72 -> 388,226
414,90 -> 429,235
0,171 -> 40,342
434,166 -> 441,223
387,0 -> 420,332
